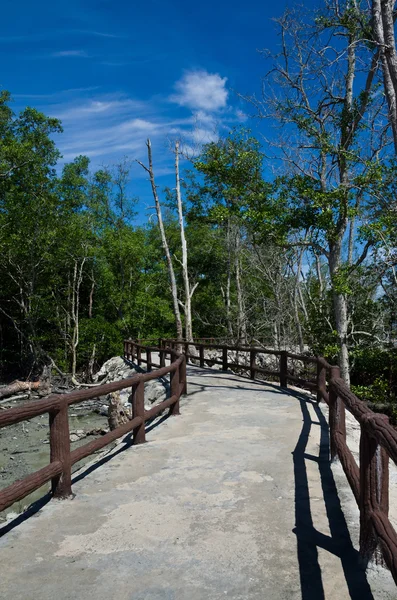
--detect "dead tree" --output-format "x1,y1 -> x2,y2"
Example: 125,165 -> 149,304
174,141 -> 198,342
137,140 -> 183,341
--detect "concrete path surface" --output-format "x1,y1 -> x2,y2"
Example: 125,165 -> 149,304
0,365 -> 395,600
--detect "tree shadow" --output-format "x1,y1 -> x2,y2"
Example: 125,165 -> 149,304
292,391 -> 373,599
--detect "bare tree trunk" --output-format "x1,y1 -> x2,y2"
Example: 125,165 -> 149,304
175,141 -> 196,342
71,257 -> 86,378
292,246 -> 306,353
329,242 -> 350,384
315,253 -> 323,295
0,380 -> 41,400
372,0 -> 397,152
235,234 -> 247,344
332,291 -> 350,384
87,343 -> 96,382
88,271 -> 95,319
226,219 -> 233,339
137,140 -> 183,341
348,217 -> 355,265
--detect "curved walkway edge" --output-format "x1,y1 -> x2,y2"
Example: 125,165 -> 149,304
0,365 -> 395,600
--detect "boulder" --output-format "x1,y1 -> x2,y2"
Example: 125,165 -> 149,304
96,355 -> 170,415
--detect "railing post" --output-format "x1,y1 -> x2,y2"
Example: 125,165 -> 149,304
280,351 -> 288,388
316,359 -> 326,403
184,341 -> 189,361
147,348 -> 152,372
359,414 -> 389,561
199,345 -> 204,368
169,355 -> 180,416
130,341 -> 134,361
328,366 -> 346,461
222,346 -> 228,371
250,350 -> 257,380
180,355 -> 187,396
131,381 -> 146,444
50,401 -> 72,499
160,348 -> 166,368
137,345 -> 141,366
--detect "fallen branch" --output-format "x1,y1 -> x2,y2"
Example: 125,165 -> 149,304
71,376 -> 104,388
0,381 -> 41,400
0,393 -> 30,404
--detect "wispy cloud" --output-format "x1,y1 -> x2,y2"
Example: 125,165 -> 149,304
52,50 -> 89,58
44,94 -> 177,163
72,29 -> 123,39
170,70 -> 228,111
0,29 -> 123,43
13,87 -> 100,100
31,69 -> 239,168
52,97 -> 147,122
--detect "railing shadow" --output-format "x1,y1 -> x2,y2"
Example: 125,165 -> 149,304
292,391 -> 373,599
0,408 -> 172,538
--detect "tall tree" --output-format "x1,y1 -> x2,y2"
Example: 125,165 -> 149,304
137,140 -> 183,341
372,0 -> 397,152
174,141 -> 198,342
193,130 -> 267,343
244,2 -> 395,382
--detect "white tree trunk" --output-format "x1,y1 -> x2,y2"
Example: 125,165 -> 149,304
235,235 -> 246,345
372,0 -> 397,152
175,141 -> 195,342
226,219 -> 233,339
137,140 -> 183,340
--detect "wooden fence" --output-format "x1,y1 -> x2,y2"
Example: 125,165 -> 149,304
0,344 -> 186,514
2,336 -> 397,585
156,337 -> 397,583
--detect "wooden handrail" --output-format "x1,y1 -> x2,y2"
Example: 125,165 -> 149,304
3,335 -> 397,587
0,343 -> 186,514
162,336 -> 397,584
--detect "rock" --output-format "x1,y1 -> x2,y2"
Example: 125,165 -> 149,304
108,391 -> 131,431
69,429 -> 86,443
94,355 -> 169,415
93,356 -> 138,384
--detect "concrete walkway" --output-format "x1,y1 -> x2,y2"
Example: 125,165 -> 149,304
0,365 -> 395,599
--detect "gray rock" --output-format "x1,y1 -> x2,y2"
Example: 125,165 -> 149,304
95,355 -> 169,414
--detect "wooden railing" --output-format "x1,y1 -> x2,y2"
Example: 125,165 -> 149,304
2,335 -> 397,584
158,337 -> 397,583
0,343 -> 186,514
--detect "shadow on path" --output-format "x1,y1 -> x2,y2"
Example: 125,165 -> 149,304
292,391 -> 372,599
0,409 -> 171,538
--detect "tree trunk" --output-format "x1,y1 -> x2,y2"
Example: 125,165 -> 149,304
293,247 -> 305,353
88,275 -> 95,319
226,219 -> 233,339
329,242 -> 350,384
332,291 -> 350,384
235,239 -> 246,345
70,257 -> 86,378
175,141 -> 194,342
0,380 -> 41,400
372,0 -> 397,152
137,140 -> 183,341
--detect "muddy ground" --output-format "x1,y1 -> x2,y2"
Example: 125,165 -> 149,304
0,397 -> 110,521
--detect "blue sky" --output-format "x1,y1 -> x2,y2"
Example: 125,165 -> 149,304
1,0 -> 319,214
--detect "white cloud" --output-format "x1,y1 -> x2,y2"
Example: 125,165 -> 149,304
236,109 -> 248,122
170,70 -> 228,111
52,98 -> 146,121
44,94 -> 193,164
34,76 -> 241,168
52,50 -> 88,58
